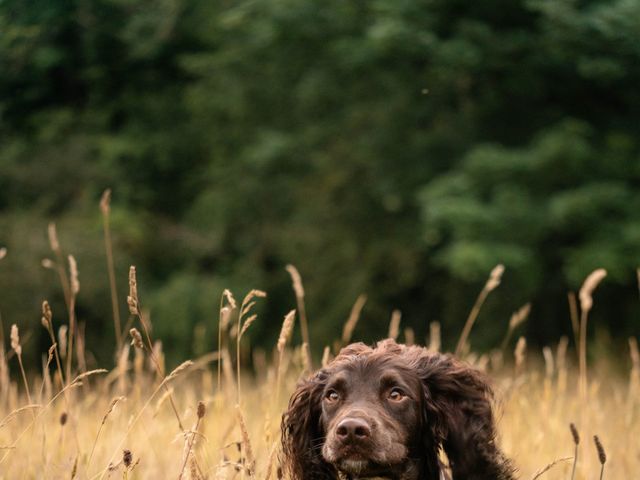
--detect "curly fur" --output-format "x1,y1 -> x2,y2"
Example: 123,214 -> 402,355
281,339 -> 515,480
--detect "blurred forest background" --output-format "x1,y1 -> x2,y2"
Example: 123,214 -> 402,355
1,0 -> 639,369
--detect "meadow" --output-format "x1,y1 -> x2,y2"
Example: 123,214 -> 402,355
0,224 -> 638,480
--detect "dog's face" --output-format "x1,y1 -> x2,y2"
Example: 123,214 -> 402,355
281,340 -> 515,480
320,358 -> 423,477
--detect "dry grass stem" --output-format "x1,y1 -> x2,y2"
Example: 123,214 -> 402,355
530,457 -> 572,480
455,264 -> 504,356
388,310 -> 401,340
127,266 -> 139,316
321,346 -> 332,368
10,325 -> 33,410
569,423 -> 579,480
236,404 -> 256,477
48,222 -> 72,310
236,290 -> 267,404
275,310 -> 296,406
514,336 -> 527,376
501,303 -> 531,351
341,294 -> 367,345
178,401 -> 206,480
87,396 -> 126,467
567,292 -> 580,349
594,435 -> 607,480
129,328 -> 144,350
100,188 -> 123,348
66,254 -> 80,383
578,268 -> 607,399
285,265 -> 312,368
429,322 -> 441,352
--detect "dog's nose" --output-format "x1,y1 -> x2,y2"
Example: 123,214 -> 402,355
336,417 -> 371,442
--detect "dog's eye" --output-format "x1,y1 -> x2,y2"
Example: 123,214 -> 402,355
388,387 -> 406,401
325,390 -> 340,402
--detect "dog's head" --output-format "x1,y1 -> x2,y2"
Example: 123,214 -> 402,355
281,339 -> 515,480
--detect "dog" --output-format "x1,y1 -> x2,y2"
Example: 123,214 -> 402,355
281,339 -> 515,480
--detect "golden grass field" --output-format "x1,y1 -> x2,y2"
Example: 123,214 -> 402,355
0,214 -> 638,479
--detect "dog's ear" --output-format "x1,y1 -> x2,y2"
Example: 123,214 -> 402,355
414,352 -> 515,480
280,370 -> 335,480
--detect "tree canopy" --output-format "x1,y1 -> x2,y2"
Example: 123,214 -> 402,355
1,0 -> 639,367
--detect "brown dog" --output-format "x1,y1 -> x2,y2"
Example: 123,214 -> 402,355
281,339 -> 515,480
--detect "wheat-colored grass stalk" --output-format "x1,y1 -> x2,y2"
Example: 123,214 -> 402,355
578,268 -> 607,399
236,290 -> 266,404
126,266 -> 186,433
275,310 -> 296,406
10,325 -> 33,413
263,443 -> 277,480
87,396 -> 126,468
341,294 -> 367,346
38,344 -> 56,400
47,222 -> 71,311
65,254 -> 80,383
567,292 -> 580,351
514,336 -> 527,377
556,336 -> 569,393
100,189 -> 123,349
455,264 -> 504,356
58,325 -> 68,361
388,310 -> 401,340
500,303 -> 531,351
0,369 -> 107,465
542,346 -> 554,378
428,322 -> 441,352
569,423 -> 580,480
96,361 -> 194,479
593,435 -> 606,480
217,290 -> 236,395
529,456 -> 572,480
0,404 -> 42,429
321,346 -> 332,368
178,401 -> 206,480
285,265 -> 312,369
301,342 -> 311,374
41,301 -> 66,388
236,404 -> 256,477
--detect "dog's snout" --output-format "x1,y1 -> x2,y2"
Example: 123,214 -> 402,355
336,417 -> 371,442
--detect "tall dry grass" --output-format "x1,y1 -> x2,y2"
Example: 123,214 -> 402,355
0,211 -> 638,479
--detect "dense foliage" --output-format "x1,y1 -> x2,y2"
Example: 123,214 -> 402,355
1,0 -> 639,367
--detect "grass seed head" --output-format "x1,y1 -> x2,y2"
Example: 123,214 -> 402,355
570,423 -> 580,445
277,310 -> 296,353
594,435 -> 607,464
223,289 -> 237,310
485,264 -> 505,292
123,449 -> 133,468
41,300 -> 53,329
197,401 -> 206,419
58,325 -> 68,358
10,324 -> 21,356
127,266 -> 139,315
47,222 -> 60,252
579,268 -> 607,313
100,188 -> 111,215
285,264 -> 305,298
130,328 -> 144,349
68,255 -> 80,296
